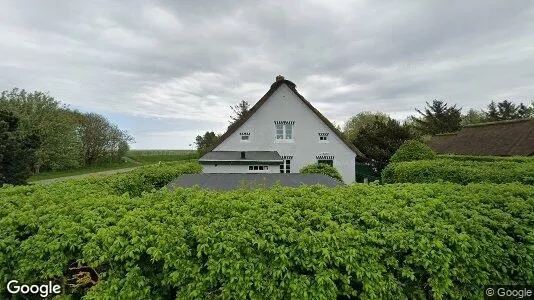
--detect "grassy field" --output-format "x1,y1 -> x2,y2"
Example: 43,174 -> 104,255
28,149 -> 199,182
126,149 -> 198,163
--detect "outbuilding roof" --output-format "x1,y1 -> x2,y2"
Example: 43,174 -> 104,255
428,118 -> 534,156
199,151 -> 282,163
166,173 -> 343,191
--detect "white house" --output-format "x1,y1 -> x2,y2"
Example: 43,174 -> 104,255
199,75 -> 364,183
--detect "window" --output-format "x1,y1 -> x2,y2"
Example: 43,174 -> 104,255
285,125 -> 292,139
249,165 -> 268,172
317,159 -> 333,167
275,124 -> 294,140
319,136 -> 327,141
280,159 -> 291,173
241,135 -> 249,141
276,124 -> 284,139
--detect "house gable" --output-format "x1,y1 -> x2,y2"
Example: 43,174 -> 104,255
211,77 -> 363,156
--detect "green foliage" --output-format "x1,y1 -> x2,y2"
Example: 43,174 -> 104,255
195,132 -> 220,156
76,112 -> 134,165
382,158 -> 534,184
0,110 -> 40,185
390,140 -> 436,163
486,100 -> 532,122
0,88 -> 83,171
353,117 -> 413,178
342,111 -> 389,141
1,178 -> 533,298
126,150 -> 199,164
413,100 -> 462,134
461,108 -> 486,126
0,88 -> 134,172
300,163 -> 343,182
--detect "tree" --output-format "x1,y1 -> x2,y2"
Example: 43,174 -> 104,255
497,100 -> 518,120
517,103 -> 531,119
0,110 -> 40,185
353,117 -> 413,176
461,109 -> 486,126
229,100 -> 250,124
76,112 -> 134,165
0,88 -> 83,172
484,100 -> 531,121
342,112 -> 389,141
413,100 -> 462,134
486,101 -> 500,121
195,131 -> 220,156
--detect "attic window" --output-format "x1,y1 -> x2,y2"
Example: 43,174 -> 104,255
318,133 -> 329,141
240,132 -> 250,141
274,121 -> 294,140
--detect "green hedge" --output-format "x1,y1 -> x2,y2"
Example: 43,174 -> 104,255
1,179 -> 533,298
382,159 -> 534,184
390,140 -> 436,163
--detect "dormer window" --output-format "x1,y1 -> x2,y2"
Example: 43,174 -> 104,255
240,132 -> 250,141
274,121 -> 294,140
318,132 -> 329,142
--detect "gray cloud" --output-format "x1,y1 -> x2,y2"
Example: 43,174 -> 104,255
1,0 -> 533,148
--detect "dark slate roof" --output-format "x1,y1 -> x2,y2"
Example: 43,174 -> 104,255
199,151 -> 282,163
427,118 -> 534,156
206,76 -> 365,157
166,173 -> 343,191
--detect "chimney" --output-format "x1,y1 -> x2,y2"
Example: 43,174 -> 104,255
276,75 -> 284,82
240,151 -> 246,159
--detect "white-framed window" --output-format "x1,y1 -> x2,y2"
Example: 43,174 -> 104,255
279,159 -> 291,173
249,165 -> 269,172
275,123 -> 294,140
319,136 -> 327,141
241,135 -> 249,141
318,133 -> 329,142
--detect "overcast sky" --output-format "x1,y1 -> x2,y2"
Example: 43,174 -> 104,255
1,1 -> 533,149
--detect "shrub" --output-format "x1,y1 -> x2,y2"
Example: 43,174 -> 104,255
382,158 -> 534,184
390,140 -> 436,163
0,182 -> 533,298
300,163 -> 343,182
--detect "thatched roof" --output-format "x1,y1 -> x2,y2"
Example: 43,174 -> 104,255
427,118 -> 534,156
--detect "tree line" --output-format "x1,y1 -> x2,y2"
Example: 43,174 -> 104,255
0,88 -> 133,185
195,98 -> 533,177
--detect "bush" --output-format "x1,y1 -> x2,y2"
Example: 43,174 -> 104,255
300,163 -> 343,182
382,158 -> 534,184
390,140 -> 436,163
1,181 -> 533,298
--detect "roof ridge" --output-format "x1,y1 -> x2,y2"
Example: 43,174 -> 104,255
463,118 -> 532,128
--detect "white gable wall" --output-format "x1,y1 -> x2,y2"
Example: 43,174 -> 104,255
214,84 -> 356,183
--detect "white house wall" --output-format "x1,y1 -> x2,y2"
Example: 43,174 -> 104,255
214,84 -> 356,183
202,164 -> 279,173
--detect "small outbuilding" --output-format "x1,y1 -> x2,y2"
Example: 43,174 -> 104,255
166,173 -> 343,191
